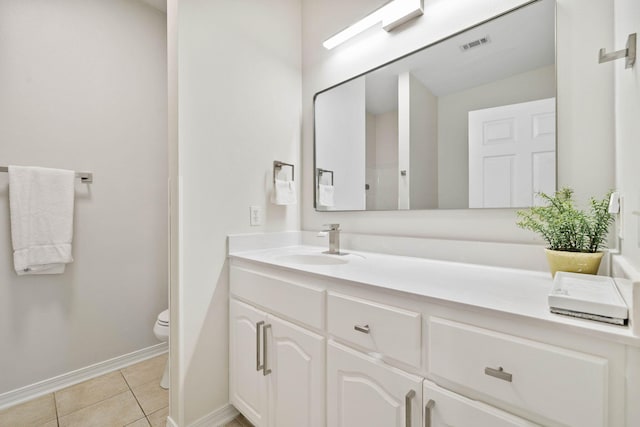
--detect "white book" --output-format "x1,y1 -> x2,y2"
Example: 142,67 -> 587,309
548,272 -> 628,324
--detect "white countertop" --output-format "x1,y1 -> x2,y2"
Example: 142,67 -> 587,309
229,245 -> 640,346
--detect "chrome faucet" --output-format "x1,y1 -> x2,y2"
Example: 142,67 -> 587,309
321,224 -> 346,255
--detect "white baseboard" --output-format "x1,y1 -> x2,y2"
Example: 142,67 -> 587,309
188,403 -> 239,427
166,415 -> 179,427
0,342 -> 168,411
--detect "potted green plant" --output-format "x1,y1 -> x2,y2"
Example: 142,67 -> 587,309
516,188 -> 614,277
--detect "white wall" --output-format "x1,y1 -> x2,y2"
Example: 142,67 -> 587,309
437,65 -> 556,208
0,0 -> 167,395
367,111 -> 399,210
556,0 -> 615,206
167,0 -> 181,423
302,0 -> 614,245
365,113 -> 377,210
175,0 -> 301,424
614,0 -> 640,271
408,74 -> 438,209
398,72 -> 411,209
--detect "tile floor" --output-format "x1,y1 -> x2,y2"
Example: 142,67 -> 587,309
0,354 -> 168,427
224,414 -> 254,427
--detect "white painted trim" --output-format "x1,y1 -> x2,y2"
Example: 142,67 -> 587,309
166,415 -> 179,427
0,342 -> 168,411
188,403 -> 239,427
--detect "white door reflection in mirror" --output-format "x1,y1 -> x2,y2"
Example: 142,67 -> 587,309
468,98 -> 556,208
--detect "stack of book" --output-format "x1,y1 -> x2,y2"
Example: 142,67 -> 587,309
548,272 -> 628,325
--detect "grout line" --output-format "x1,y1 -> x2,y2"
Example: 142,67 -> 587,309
49,370 -> 135,420
52,392 -> 59,426
120,368 -> 148,417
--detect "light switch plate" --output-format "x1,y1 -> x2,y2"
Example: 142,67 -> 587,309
249,205 -> 263,226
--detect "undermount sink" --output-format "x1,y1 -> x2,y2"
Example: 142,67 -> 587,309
275,253 -> 350,265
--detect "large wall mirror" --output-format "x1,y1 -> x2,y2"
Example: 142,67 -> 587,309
314,0 -> 556,211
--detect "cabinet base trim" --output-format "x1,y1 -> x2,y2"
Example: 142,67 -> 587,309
188,403 -> 239,427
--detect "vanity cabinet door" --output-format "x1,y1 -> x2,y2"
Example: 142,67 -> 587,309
266,314 -> 325,427
327,340 -> 423,427
230,299 -> 268,427
423,380 -> 537,427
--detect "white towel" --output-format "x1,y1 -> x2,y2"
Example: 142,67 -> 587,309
318,184 -> 335,207
272,178 -> 297,205
9,166 -> 75,275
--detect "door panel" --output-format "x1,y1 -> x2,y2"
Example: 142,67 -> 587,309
469,98 -> 556,208
328,340 -> 423,427
230,299 -> 268,427
268,314 -> 325,427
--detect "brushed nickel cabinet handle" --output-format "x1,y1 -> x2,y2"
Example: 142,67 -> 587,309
484,366 -> 512,382
354,324 -> 370,334
256,321 -> 265,372
424,399 -> 435,427
405,390 -> 416,427
263,324 -> 272,376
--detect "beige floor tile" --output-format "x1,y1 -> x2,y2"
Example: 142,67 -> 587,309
147,406 -> 169,427
58,390 -> 144,427
40,419 -> 59,427
0,393 -> 57,426
125,417 -> 150,427
223,421 -> 242,427
54,371 -> 129,416
131,379 -> 168,415
236,414 -> 254,427
121,354 -> 168,388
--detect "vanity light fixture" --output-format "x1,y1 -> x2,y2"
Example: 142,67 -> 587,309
323,0 -> 424,50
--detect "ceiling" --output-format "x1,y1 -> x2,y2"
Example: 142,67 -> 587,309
365,0 -> 555,114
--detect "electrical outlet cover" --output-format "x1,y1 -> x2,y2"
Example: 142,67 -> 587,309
249,205 -> 263,226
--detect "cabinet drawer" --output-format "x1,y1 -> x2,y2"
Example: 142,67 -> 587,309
328,292 -> 421,367
429,317 -> 608,427
423,380 -> 536,426
230,266 -> 325,330
422,380 -> 538,427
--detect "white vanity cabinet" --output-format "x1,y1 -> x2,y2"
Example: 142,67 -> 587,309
327,340 -> 423,427
228,249 -> 636,427
230,298 -> 325,427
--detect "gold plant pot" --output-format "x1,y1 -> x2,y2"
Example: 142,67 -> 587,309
545,249 -> 604,277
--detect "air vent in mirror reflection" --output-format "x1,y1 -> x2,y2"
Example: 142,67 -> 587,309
460,36 -> 491,51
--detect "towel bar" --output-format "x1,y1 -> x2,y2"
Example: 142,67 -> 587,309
317,168 -> 334,185
0,166 -> 93,183
273,161 -> 294,184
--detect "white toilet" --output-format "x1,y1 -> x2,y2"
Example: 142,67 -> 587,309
153,309 -> 170,389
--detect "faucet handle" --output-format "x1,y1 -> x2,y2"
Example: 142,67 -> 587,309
322,223 -> 340,231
